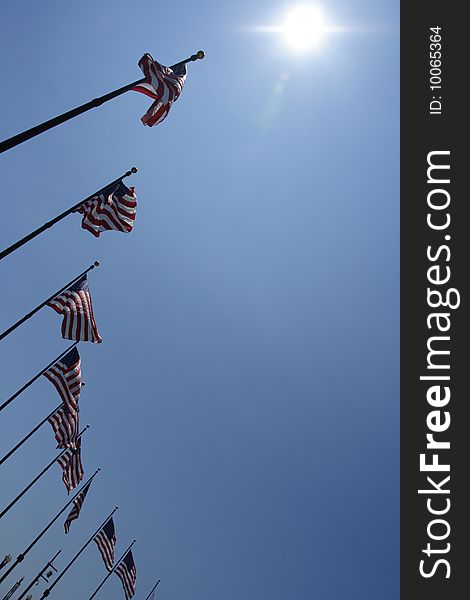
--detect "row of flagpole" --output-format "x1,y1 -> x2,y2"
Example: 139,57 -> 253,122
0,426 -> 88,520
14,549 -> 61,600
0,260 -> 135,599
0,471 -> 101,585
1,449 -> 159,599
0,264 -> 146,599
2,47 -> 206,600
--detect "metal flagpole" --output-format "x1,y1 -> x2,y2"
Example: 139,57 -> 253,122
0,169 -> 137,262
0,51 -> 205,155
0,263 -> 99,342
0,403 -> 62,467
0,556 -> 12,570
1,577 -> 24,600
38,507 -> 119,599
87,540 -> 137,600
15,550 -> 62,600
144,578 -> 161,600
0,342 -> 78,413
0,426 -> 89,520
0,470 -> 100,585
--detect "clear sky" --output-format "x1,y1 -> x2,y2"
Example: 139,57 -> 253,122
0,1 -> 399,599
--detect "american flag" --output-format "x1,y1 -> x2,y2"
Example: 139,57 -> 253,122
43,347 -> 82,413
48,275 -> 102,343
115,549 -> 137,599
64,481 -> 91,533
133,53 -> 186,127
48,404 -> 79,449
94,517 -> 116,571
57,437 -> 84,493
75,181 -> 137,238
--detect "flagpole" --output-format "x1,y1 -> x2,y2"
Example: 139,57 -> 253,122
0,51 -> 205,155
0,170 -> 137,262
15,550 -> 62,600
1,577 -> 24,600
0,426 -> 89,520
0,403 -> 62,466
0,342 -> 78,413
144,578 -> 161,600
0,470 -> 100,585
87,540 -> 136,600
0,263 -> 99,343
39,507 -> 119,599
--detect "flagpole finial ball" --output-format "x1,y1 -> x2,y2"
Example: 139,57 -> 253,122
94,261 -> 100,267
131,167 -> 138,174
197,50 -> 205,59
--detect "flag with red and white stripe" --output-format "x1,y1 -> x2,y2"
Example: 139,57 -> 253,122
48,404 -> 79,449
133,53 -> 186,127
115,549 -> 137,599
64,481 -> 91,533
43,347 -> 82,413
48,275 -> 102,343
94,517 -> 116,571
58,438 -> 84,493
75,181 -> 137,238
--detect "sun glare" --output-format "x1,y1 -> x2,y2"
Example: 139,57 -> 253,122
282,5 -> 326,50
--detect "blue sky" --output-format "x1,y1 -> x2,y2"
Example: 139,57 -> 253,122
0,1 -> 399,599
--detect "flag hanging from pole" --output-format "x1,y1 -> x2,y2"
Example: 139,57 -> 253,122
48,404 -> 79,449
57,438 -> 84,493
48,275 -> 102,343
74,181 -> 137,238
43,347 -> 82,413
133,53 -> 187,127
94,517 -> 117,571
115,549 -> 137,599
64,481 -> 91,533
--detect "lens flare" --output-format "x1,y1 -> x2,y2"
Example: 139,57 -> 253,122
282,5 -> 326,50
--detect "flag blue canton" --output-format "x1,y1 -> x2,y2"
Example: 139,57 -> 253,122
98,180 -> 130,201
171,64 -> 187,77
68,275 -> 89,294
102,518 -> 115,539
60,347 -> 80,369
112,181 -> 133,198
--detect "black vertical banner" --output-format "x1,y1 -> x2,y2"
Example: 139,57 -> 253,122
401,3 -> 468,599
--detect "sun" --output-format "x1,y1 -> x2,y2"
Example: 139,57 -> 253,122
281,5 -> 327,50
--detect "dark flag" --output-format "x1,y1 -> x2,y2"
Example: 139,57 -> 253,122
115,549 -> 137,599
64,481 -> 91,533
48,275 -> 102,343
133,53 -> 186,127
94,517 -> 116,571
43,347 -> 82,413
75,181 -> 137,237
58,437 -> 84,493
48,405 -> 79,449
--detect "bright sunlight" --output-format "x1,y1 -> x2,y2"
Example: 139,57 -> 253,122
281,5 -> 327,50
